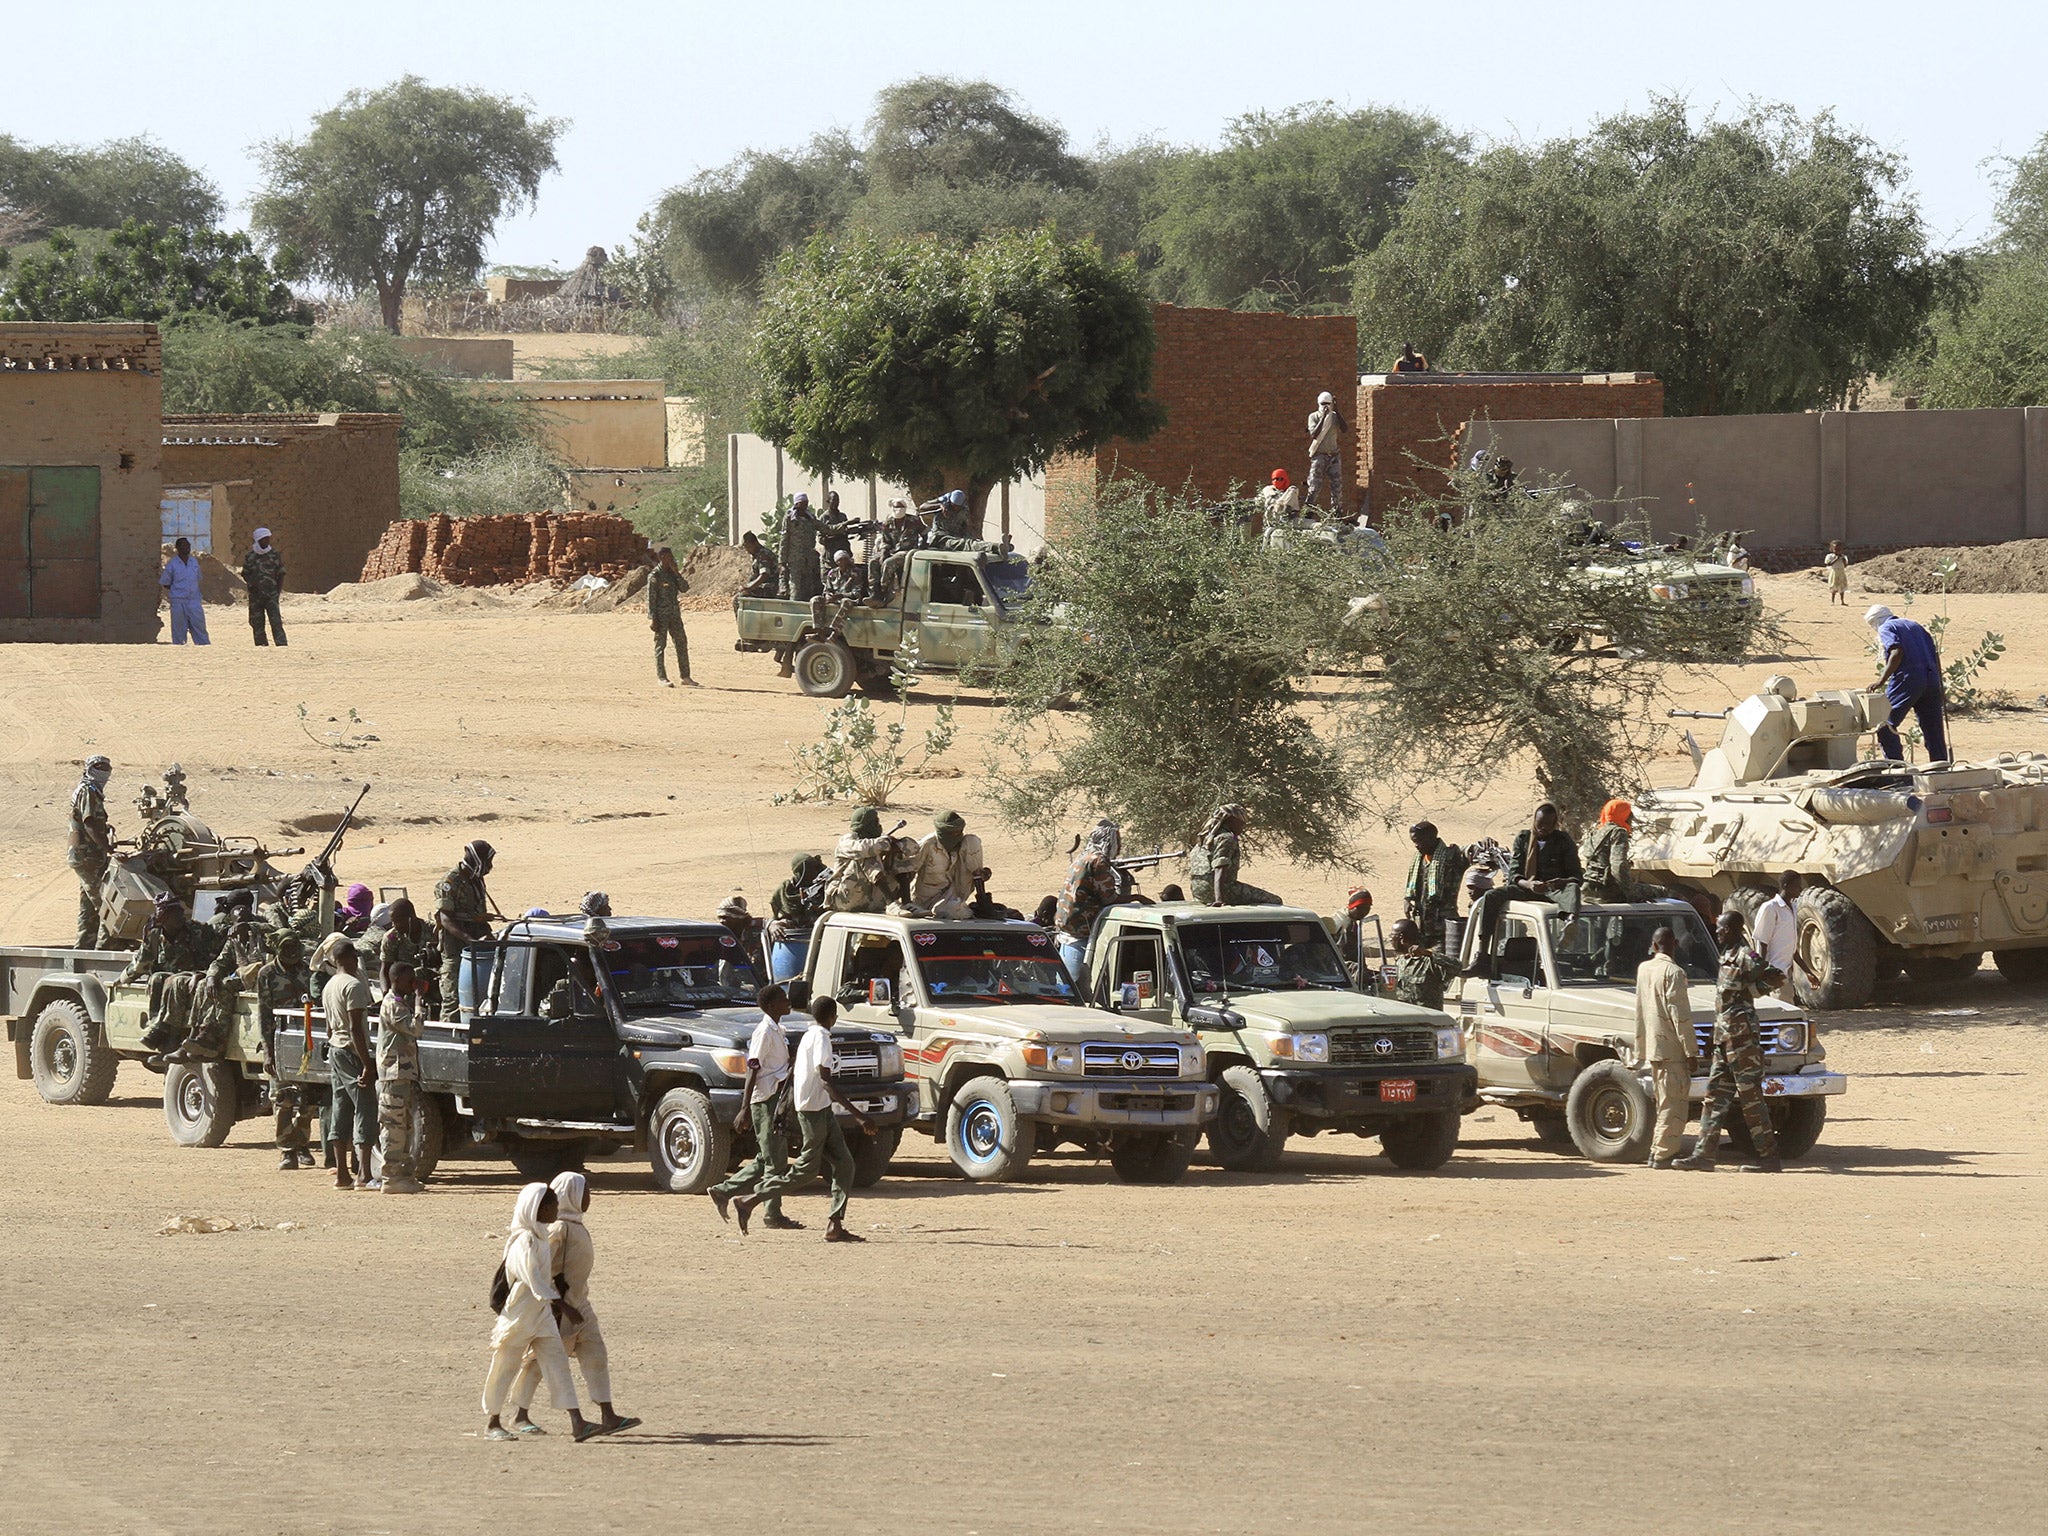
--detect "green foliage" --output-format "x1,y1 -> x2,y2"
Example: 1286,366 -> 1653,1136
252,76 -> 565,331
0,219 -> 306,323
643,133 -> 867,296
984,479 -> 1355,862
1885,579 -> 2009,718
750,227 -> 1163,514
618,474 -> 725,554
1148,105 -> 1462,313
776,641 -> 958,807
398,440 -> 565,521
1355,99 -> 1952,414
865,76 -> 1085,194
1921,256 -> 2048,408
0,133 -> 221,240
1986,131 -> 2048,260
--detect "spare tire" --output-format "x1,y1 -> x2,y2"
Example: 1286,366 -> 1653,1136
1794,886 -> 1878,1010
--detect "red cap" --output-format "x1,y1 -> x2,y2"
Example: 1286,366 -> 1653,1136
1346,887 -> 1373,914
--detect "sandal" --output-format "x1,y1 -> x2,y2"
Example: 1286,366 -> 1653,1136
512,1421 -> 547,1436
485,1425 -> 516,1442
601,1416 -> 643,1436
573,1420 -> 604,1443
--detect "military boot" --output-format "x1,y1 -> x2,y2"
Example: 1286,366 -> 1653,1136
1671,1152 -> 1716,1171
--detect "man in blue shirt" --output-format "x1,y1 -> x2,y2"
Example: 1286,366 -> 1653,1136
158,537 -> 209,646
1865,604 -> 1946,762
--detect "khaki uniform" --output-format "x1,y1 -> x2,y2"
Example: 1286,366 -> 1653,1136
909,832 -> 984,920
1187,830 -> 1281,907
376,990 -> 423,1183
1633,952 -> 1697,1160
433,865 -> 489,1021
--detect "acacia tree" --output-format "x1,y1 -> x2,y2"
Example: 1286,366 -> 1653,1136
252,76 -> 564,332
1924,133 -> 2048,408
0,219 -> 305,324
749,227 -> 1164,529
0,133 -> 221,239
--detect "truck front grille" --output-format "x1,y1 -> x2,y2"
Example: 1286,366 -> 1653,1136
1083,1043 -> 1182,1077
1693,1022 -> 1804,1054
833,1046 -> 881,1080
1328,1027 -> 1436,1066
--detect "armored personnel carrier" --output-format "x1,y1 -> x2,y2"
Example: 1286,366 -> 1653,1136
1632,676 -> 2048,1008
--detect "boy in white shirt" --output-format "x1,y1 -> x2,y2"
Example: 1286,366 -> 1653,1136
734,996 -> 877,1242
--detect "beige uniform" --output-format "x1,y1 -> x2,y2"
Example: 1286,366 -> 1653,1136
1633,952 -> 1698,1160
510,1215 -> 610,1408
909,832 -> 985,920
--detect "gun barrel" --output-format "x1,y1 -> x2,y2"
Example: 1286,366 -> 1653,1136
1667,709 -> 1729,719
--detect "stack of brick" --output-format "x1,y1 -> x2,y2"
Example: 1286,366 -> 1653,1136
357,511 -> 650,587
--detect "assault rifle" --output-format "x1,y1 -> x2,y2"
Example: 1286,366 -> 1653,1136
300,783 -> 371,893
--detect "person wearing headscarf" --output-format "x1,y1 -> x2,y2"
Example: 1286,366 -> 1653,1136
1054,819 -> 1126,982
769,855 -> 827,981
1323,887 -> 1376,982
1402,822 -> 1468,952
1581,800 -> 1634,905
579,891 -> 612,918
240,526 -> 287,647
1187,803 -> 1282,907
1256,468 -> 1303,525
433,841 -> 495,1021
508,1172 -> 638,1437
483,1183 -> 596,1442
715,895 -> 768,987
67,755 -> 115,947
338,882 -> 375,937
909,811 -> 985,921
825,808 -> 914,914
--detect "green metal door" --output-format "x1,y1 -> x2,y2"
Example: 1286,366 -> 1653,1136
27,466 -> 101,619
0,468 -> 28,620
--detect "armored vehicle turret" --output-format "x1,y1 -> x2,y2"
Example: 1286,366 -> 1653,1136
1634,677 -> 2048,1008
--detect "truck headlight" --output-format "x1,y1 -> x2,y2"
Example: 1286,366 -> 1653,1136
1774,1023 -> 1807,1053
1740,575 -> 1756,598
1436,1027 -> 1465,1060
711,1048 -> 748,1076
1271,1033 -> 1328,1063
877,1042 -> 903,1077
1051,1044 -> 1080,1073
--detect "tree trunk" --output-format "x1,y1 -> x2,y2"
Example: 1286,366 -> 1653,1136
377,278 -> 405,335
912,466 -> 1001,539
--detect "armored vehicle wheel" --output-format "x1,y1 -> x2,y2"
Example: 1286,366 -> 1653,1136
411,1094 -> 448,1183
851,1125 -> 901,1187
1208,1065 -> 1290,1172
793,639 -> 857,699
1729,1097 -> 1827,1160
30,997 -> 118,1106
506,1136 -> 593,1181
164,1060 -> 239,1148
1564,1060 -> 1654,1162
1529,1110 -> 1575,1150
1723,884 -> 1775,936
1109,1128 -> 1198,1184
649,1087 -> 729,1193
1993,947 -> 2048,986
1381,1108 -> 1462,1170
1794,887 -> 1877,1010
945,1076 -> 1033,1181
1901,951 -> 1982,986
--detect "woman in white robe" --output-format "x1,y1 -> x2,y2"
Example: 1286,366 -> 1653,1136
509,1171 -> 639,1436
481,1181 -> 594,1442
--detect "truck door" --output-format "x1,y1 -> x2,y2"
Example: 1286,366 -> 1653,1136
466,943 -> 622,1123
1465,915 -> 1549,1092
835,929 -> 912,1036
1100,931 -> 1175,1027
915,558 -> 997,670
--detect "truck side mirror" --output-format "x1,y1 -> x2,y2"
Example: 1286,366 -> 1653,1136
785,977 -> 812,1012
868,978 -> 892,1006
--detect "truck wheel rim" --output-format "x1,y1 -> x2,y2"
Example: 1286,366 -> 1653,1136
1590,1086 -> 1631,1140
177,1073 -> 206,1124
1219,1093 -> 1257,1148
960,1101 -> 1002,1161
663,1114 -> 699,1174
47,1034 -> 78,1084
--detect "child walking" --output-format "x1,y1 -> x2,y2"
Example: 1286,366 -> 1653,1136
481,1182 -> 597,1443
508,1172 -> 639,1437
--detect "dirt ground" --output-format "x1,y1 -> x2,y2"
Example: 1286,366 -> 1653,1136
3,572 -> 2045,1533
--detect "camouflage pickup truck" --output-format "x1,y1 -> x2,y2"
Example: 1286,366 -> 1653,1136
799,911 -> 1217,1183
733,548 -> 1031,696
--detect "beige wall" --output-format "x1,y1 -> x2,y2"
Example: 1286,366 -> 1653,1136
393,336 -> 515,379
1475,406 -> 2048,550
475,380 -> 667,469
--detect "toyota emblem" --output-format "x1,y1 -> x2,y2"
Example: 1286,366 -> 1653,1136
1373,1037 -> 1395,1056
1121,1049 -> 1145,1072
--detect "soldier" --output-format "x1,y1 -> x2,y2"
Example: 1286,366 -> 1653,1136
1390,919 -> 1461,1011
708,983 -> 802,1229
1581,800 -> 1634,905
736,532 -> 779,600
1256,469 -> 1303,524
121,895 -> 218,1057
169,897 -> 270,1062
1325,887 -> 1376,982
434,841 -> 496,1022
879,505 -> 1005,600
825,809 -> 915,913
375,962 -> 426,1195
818,489 -> 853,564
733,995 -> 878,1242
379,896 -> 434,991
255,935 -> 318,1170
67,755 -> 115,949
930,488 -> 974,539
241,527 -> 288,647
1054,819 -> 1125,980
579,891 -> 612,918
1305,390 -> 1348,516
909,811 -> 985,920
1470,802 -> 1583,966
768,855 -> 827,982
1403,822 -> 1467,951
822,548 -> 869,603
647,546 -> 696,689
1675,910 -> 1784,1173
779,493 -> 822,602
713,895 -> 769,988
322,941 -> 378,1190
1633,925 -> 1697,1170
1187,803 -> 1283,907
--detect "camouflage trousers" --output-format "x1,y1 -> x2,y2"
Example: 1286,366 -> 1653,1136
1694,1017 -> 1777,1159
73,860 -> 106,949
140,972 -> 203,1051
1306,452 -> 1345,515
272,1080 -> 317,1151
1410,900 -> 1454,952
183,976 -> 239,1059
378,1077 -> 421,1183
653,613 -> 690,681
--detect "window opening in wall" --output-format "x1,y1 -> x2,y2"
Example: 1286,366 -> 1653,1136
160,488 -> 213,554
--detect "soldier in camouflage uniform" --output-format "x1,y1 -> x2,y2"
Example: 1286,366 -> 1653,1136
737,532 -> 779,599
434,841 -> 495,1022
240,527 -> 288,646
1580,800 -> 1634,904
170,898 -> 270,1061
375,963 -> 427,1194
121,896 -> 220,1054
256,936 -> 318,1168
1675,910 -> 1784,1173
67,756 -> 115,948
1402,822 -> 1467,951
1187,803 -> 1283,907
779,493 -> 822,602
1389,920 -> 1462,1011
647,546 -> 696,688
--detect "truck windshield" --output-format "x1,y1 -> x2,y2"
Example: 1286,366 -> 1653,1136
1176,920 -> 1352,994
984,558 -> 1031,608
602,930 -> 759,1011
913,928 -> 1075,1004
1548,907 -> 1719,986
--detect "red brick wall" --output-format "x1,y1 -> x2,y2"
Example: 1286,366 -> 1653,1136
359,511 -> 649,586
1045,305 -> 1359,527
1361,379 -> 1665,512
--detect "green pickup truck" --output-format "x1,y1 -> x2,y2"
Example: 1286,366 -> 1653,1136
733,548 -> 1031,696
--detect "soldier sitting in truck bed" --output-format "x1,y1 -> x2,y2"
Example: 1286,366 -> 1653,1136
122,895 -> 219,1059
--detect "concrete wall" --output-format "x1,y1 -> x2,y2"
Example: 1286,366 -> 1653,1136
474,380 -> 667,469
0,323 -> 163,643
665,397 -> 705,468
160,414 -> 402,592
1475,406 -> 2048,552
393,336 -> 515,379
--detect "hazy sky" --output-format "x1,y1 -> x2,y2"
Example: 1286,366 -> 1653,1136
10,0 -> 2044,267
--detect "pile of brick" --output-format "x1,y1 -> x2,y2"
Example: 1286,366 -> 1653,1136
358,512 -> 650,587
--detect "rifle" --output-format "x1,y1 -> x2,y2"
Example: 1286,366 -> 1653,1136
303,783 -> 372,890
1113,850 -> 1186,873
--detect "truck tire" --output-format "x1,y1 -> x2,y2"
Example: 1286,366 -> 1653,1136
1529,1110 -> 1576,1150
164,1060 -> 239,1148
793,639 -> 856,699
1901,951 -> 1982,986
1563,1060 -> 1654,1163
1207,1065 -> 1290,1172
1728,1097 -> 1827,1160
506,1135 -> 593,1182
1109,1129 -> 1198,1184
648,1086 -> 729,1193
1794,886 -> 1877,1010
851,1124 -> 901,1188
1993,947 -> 2048,986
1381,1108 -> 1463,1170
412,1094 -> 448,1183
29,997 -> 118,1106
945,1076 -> 1033,1181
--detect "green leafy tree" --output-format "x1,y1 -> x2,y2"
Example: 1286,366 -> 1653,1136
864,76 -> 1085,194
643,132 -> 867,296
0,219 -> 306,323
1149,105 -> 1463,313
1923,135 -> 2048,408
0,133 -> 221,240
1355,99 -> 1952,414
750,227 -> 1164,528
251,76 -> 565,333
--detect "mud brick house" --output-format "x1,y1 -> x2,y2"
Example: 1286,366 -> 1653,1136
0,322 -> 164,643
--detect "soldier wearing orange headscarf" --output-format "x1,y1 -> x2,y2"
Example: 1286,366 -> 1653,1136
1582,800 -> 1634,905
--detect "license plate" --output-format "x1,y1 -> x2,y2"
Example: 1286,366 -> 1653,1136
1379,1079 -> 1417,1103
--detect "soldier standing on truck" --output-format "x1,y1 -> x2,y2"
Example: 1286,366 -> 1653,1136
1187,803 -> 1283,907
734,995 -> 878,1243
1305,390 -> 1348,516
257,936 -> 318,1170
375,963 -> 426,1195
1054,818 -> 1125,980
1865,605 -> 1949,763
1675,910 -> 1784,1174
648,546 -> 697,689
1403,822 -> 1467,951
434,841 -> 496,1022
708,983 -> 802,1229
67,755 -> 114,948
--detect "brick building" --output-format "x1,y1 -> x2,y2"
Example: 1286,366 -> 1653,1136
359,510 -> 648,586
160,413 -> 401,592
0,322 -> 164,643
1045,305 -> 1359,520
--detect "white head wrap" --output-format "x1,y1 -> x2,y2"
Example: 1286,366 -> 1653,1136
503,1182 -> 557,1300
550,1170 -> 588,1224
1863,604 -> 1894,629
252,527 -> 272,550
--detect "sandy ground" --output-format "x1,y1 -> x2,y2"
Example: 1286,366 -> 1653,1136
3,571 -> 2044,1532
